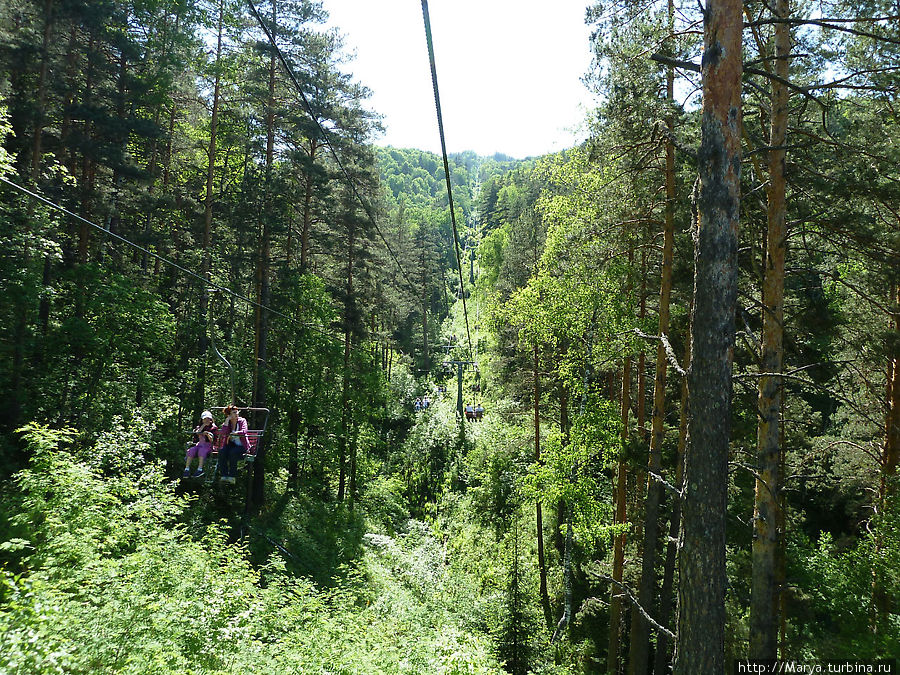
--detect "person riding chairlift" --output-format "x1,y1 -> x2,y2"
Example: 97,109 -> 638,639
184,410 -> 217,478
475,403 -> 484,421
465,403 -> 475,421
219,405 -> 249,485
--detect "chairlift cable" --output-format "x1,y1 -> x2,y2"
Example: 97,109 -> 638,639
420,0 -> 474,361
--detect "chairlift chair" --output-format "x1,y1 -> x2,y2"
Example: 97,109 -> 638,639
194,288 -> 272,480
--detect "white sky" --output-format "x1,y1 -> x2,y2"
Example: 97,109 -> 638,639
322,1 -> 597,159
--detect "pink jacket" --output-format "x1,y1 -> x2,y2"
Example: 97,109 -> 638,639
220,416 -> 249,448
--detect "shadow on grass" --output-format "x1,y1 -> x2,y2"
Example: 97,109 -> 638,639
246,479 -> 367,587
178,471 -> 367,589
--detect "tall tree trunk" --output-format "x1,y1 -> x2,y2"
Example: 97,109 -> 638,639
750,0 -> 790,657
300,138 -> 318,273
337,219 -> 355,502
105,16 -> 130,268
349,421 -> 358,509
874,280 -> 900,631
9,0 -> 53,429
535,345 -> 553,629
30,0 -> 53,183
251,0 -> 277,508
77,35 -> 97,264
628,255 -> 650,674
60,26 -> 79,179
288,407 -> 300,488
422,246 -> 430,371
884,280 -> 900,491
200,0 -> 225,356
632,94 -> 678,674
552,379 -> 574,642
554,381 -> 570,557
609,357 -> 632,675
653,313 -> 692,675
674,0 -> 742,669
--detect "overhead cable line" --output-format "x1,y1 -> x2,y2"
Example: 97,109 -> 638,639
244,0 -> 418,293
420,0 -> 474,361
0,175 -> 368,357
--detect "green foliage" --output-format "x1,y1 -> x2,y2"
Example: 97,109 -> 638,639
0,105 -> 11,176
523,400 -> 620,551
465,417 -> 533,533
784,492 -> 900,659
0,422 -> 508,674
398,395 -> 464,512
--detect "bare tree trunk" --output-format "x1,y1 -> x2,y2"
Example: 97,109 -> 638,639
251,0 -> 278,508
628,254 -> 651,674
750,0 -> 790,657
609,357 -> 631,675
300,138 -> 318,273
552,379 -> 574,643
30,0 -> 53,184
77,35 -> 97,265
349,421 -> 358,509
535,345 -> 553,629
653,314 -> 692,675
884,280 -> 900,490
674,0 -> 742,669
422,246 -> 430,371
874,280 -> 900,630
199,0 -> 225,357
338,219 -> 355,502
632,88 -> 678,673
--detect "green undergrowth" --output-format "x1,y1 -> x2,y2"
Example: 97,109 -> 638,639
0,423 -> 505,674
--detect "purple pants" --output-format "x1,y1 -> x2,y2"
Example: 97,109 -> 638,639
186,442 -> 213,459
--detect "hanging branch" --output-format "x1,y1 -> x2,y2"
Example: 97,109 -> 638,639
598,574 -> 676,640
633,328 -> 686,376
648,470 -> 684,497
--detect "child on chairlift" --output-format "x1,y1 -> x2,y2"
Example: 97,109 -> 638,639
184,410 -> 217,478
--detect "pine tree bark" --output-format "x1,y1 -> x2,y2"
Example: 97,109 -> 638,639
674,0 -> 742,669
750,0 -> 790,657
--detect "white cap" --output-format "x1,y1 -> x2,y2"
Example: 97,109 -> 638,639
201,410 -> 214,420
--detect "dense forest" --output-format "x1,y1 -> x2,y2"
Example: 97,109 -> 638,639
0,0 -> 898,673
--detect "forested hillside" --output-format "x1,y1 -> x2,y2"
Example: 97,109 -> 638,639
1,0 -> 899,674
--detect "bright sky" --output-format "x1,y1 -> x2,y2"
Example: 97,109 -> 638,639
322,1 -> 597,159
